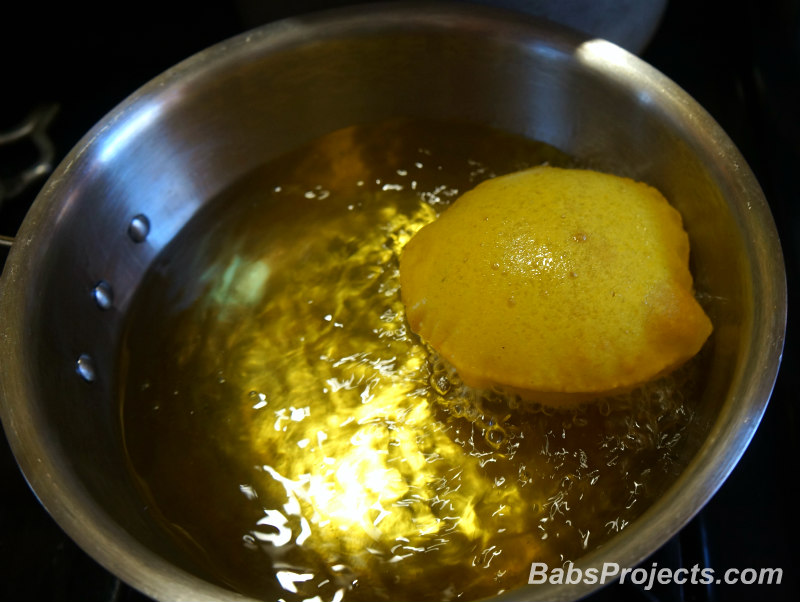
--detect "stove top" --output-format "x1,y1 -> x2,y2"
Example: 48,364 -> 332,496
1,1 -> 797,601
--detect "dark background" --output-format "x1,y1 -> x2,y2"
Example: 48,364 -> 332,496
1,1 -> 798,601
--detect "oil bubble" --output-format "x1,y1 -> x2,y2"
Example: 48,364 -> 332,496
430,372 -> 452,396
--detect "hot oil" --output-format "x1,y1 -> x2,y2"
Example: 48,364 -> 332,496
119,119 -> 704,601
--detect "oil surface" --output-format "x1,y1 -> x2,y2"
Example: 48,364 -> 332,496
119,120 -> 704,601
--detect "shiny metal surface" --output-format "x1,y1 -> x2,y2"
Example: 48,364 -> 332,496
468,0 -> 668,52
0,3 -> 785,602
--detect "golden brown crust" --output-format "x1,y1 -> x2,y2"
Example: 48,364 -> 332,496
399,166 -> 713,406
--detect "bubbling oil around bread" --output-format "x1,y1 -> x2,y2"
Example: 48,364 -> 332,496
119,120 -> 705,602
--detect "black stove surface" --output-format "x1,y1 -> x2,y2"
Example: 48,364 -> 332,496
1,1 -> 798,601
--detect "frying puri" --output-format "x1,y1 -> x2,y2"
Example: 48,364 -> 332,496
399,166 -> 713,406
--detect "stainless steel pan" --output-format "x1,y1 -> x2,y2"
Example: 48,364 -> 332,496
0,3 -> 785,601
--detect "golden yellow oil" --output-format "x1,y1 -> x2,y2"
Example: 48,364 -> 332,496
118,119 -> 704,601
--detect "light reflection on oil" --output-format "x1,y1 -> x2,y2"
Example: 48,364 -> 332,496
243,353 -> 536,566
119,120 -> 702,602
